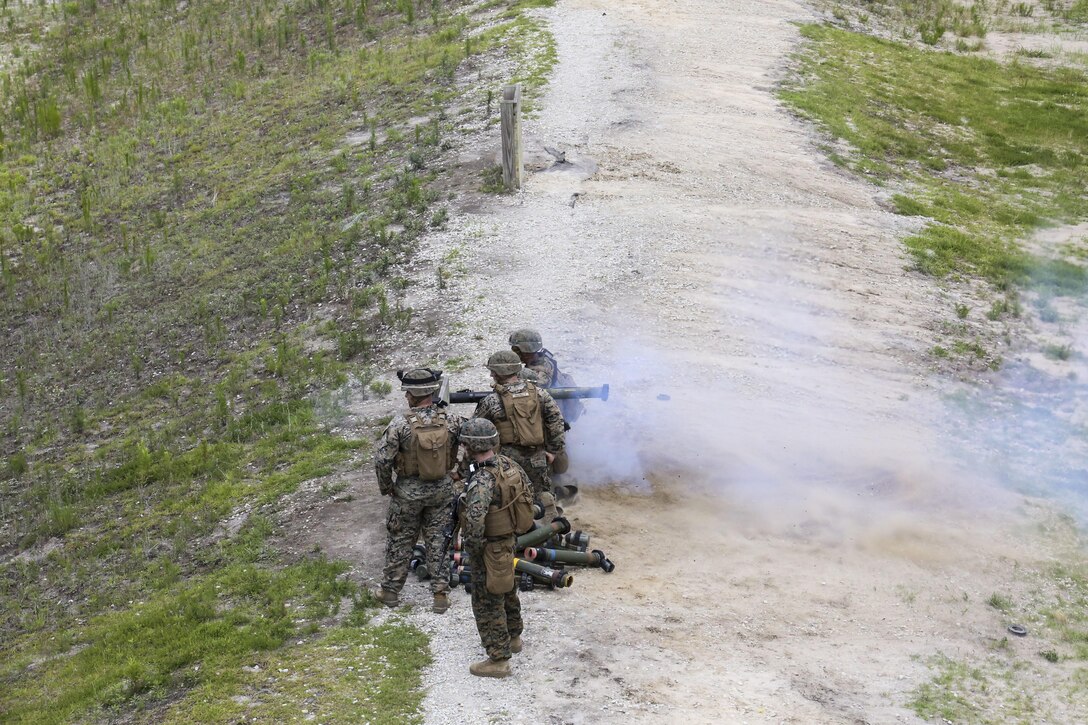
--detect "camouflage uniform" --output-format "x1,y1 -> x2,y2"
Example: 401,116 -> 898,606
375,405 -> 464,596
524,353 -> 558,387
472,381 -> 565,498
461,456 -> 528,661
526,350 -> 584,424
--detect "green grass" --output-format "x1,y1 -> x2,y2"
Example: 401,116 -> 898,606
0,0 -> 558,720
781,25 -> 1088,290
1041,564 -> 1088,659
0,550 -> 353,724
909,653 -> 1044,723
162,618 -> 430,723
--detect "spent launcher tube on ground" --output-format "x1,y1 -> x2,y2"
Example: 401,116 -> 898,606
445,384 -> 610,405
524,547 -> 615,573
515,517 -> 571,550
514,557 -> 574,588
448,560 -> 571,589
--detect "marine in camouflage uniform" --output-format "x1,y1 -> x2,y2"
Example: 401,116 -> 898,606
473,351 -> 565,519
459,418 -> 528,678
374,368 -> 463,613
509,328 -> 558,385
509,327 -> 584,426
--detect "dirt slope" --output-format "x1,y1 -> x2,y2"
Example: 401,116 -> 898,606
297,1 -> 1083,722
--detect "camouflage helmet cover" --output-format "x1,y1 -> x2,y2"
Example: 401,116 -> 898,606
460,418 -> 499,452
517,367 -> 541,384
508,328 -> 543,354
397,368 -> 442,395
486,350 -> 522,377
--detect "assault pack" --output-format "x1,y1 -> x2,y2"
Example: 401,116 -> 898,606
397,411 -> 452,481
483,456 -> 536,537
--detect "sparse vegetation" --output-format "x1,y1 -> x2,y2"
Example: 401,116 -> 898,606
781,23 -> 1088,368
912,561 -> 1088,720
0,0 -> 557,720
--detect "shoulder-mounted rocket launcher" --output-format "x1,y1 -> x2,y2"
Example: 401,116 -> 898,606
438,378 -> 609,406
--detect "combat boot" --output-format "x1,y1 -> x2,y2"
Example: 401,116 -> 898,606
374,588 -> 399,608
432,592 -> 450,614
509,635 -> 523,654
469,658 -> 511,678
555,483 -> 580,504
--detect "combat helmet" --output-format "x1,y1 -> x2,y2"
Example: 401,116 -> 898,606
517,367 -> 541,384
508,328 -> 543,354
486,350 -> 522,377
460,418 -> 499,453
397,368 -> 442,396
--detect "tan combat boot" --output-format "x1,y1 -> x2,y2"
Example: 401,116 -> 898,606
432,592 -> 450,614
509,635 -> 523,654
374,588 -> 399,608
469,658 -> 511,678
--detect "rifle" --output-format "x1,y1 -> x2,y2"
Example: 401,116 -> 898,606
440,490 -> 463,561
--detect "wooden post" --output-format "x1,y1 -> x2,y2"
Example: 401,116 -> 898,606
500,83 -> 522,191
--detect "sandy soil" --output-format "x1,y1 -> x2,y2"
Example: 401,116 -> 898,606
292,0 -> 1088,722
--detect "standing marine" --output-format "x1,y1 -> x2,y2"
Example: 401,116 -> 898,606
473,350 -> 566,521
374,368 -> 463,614
458,418 -> 535,678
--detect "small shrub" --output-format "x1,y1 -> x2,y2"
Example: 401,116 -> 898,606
479,164 -> 505,193
8,451 -> 29,476
47,502 -> 79,536
1043,344 -> 1073,361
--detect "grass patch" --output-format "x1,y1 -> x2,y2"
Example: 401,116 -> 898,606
781,25 -> 1088,290
162,619 -> 430,723
909,653 -> 1043,723
0,549 -> 353,724
910,560 -> 1088,720
1043,343 -> 1074,361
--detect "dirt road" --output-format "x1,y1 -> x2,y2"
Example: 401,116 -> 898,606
300,0 -> 1084,722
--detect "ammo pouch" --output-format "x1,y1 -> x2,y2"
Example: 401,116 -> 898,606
484,539 -> 515,594
495,384 -> 545,447
397,412 -> 451,481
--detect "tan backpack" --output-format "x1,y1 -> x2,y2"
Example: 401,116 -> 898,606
483,456 -> 535,538
495,383 -> 545,447
398,412 -> 451,481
